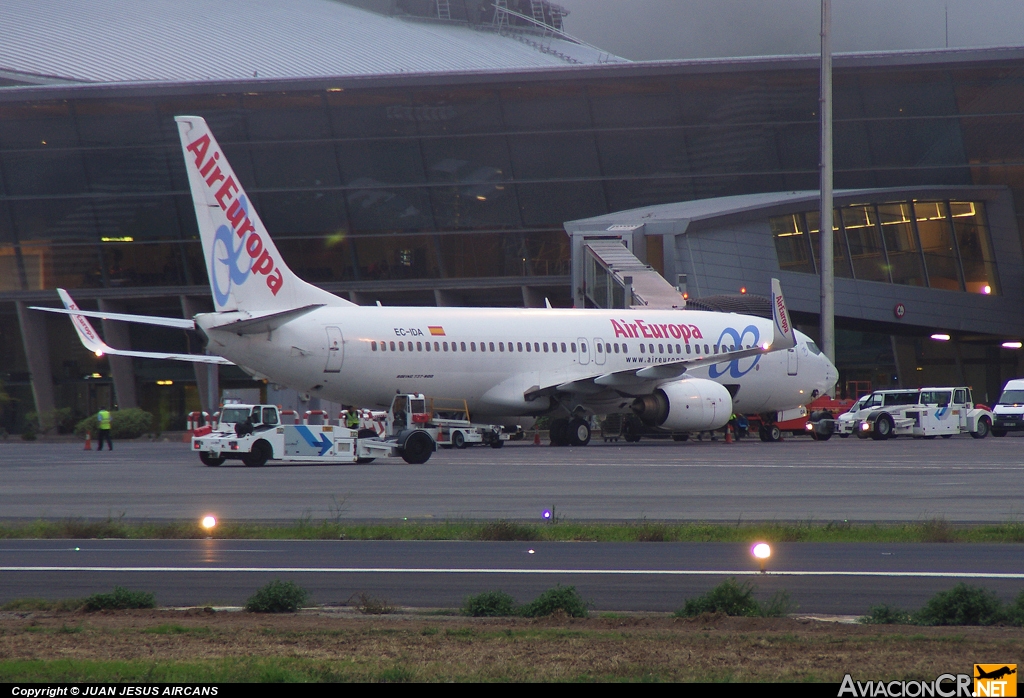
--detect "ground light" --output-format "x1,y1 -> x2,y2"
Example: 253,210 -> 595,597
1002,341 -> 1022,349
752,542 -> 771,573
541,509 -> 552,522
931,333 -> 951,341
201,515 -> 217,531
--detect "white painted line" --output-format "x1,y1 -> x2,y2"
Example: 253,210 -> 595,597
1,567 -> 1023,578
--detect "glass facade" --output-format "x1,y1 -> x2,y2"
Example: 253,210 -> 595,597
3,51 -> 1024,427
772,199 -> 998,294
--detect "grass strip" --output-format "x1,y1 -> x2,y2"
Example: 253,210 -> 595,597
1,517 -> 1024,543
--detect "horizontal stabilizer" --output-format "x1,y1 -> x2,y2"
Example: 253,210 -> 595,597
206,304 -> 324,335
30,304 -> 195,330
49,289 -> 232,365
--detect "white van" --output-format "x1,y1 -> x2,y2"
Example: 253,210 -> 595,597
991,378 -> 1024,436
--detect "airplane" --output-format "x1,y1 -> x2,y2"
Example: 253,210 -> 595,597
32,115 -> 839,447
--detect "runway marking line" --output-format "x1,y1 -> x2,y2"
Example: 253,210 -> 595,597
2,567 -> 1023,579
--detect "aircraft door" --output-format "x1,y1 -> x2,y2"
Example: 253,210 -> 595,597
593,338 -> 606,366
787,347 -> 798,376
577,337 -> 590,365
325,326 -> 344,373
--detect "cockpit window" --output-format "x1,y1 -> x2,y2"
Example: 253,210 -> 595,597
806,341 -> 822,355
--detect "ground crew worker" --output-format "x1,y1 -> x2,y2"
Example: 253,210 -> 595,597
345,407 -> 360,430
96,407 -> 113,451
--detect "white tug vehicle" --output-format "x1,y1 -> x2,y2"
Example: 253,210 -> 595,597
832,386 -> 992,440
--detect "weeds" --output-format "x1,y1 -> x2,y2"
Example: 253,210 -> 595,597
463,590 -> 517,617
244,580 -> 308,613
517,585 -> 590,618
860,604 -> 914,625
355,593 -> 395,615
674,579 -> 792,618
474,521 -> 537,541
82,587 -> 155,611
1,598 -> 84,612
914,584 -> 1004,626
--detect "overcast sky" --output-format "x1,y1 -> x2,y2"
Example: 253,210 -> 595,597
554,0 -> 1024,60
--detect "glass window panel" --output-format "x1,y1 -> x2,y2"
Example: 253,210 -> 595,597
2,151 -> 88,195
436,232 -> 506,278
604,177 -> 695,212
243,93 -> 331,140
515,181 -> 605,227
257,190 -> 348,238
507,133 -> 601,180
0,245 -> 29,291
327,89 -> 419,137
410,87 -> 502,135
93,196 -> 183,242
19,242 -> 104,290
842,205 -> 889,282
771,214 -> 813,274
352,234 -> 440,280
0,202 -> 12,243
336,140 -> 427,185
74,100 -> 162,146
249,143 -> 340,189
422,137 -> 519,230
807,210 -> 853,278
596,131 -> 689,178
588,78 -> 679,127
274,237 -> 357,283
0,102 -> 79,149
915,201 -> 963,291
155,94 -> 246,142
99,242 -> 189,288
876,203 -> 926,287
499,83 -> 591,131
80,148 -> 173,193
11,199 -> 98,243
950,200 -> 999,295
346,185 -> 433,233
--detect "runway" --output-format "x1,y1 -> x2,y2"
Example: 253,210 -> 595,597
0,435 -> 1021,522
1,539 -> 1020,613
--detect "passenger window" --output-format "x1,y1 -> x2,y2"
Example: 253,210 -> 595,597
561,342 -> 567,352
499,342 -> 504,352
686,344 -> 691,354
425,342 -> 431,352
526,343 -> 531,352
713,345 -> 718,353
518,342 -> 523,352
649,344 -> 654,353
443,342 -> 448,351
622,344 -> 628,354
605,343 -> 611,353
613,344 -> 619,354
461,342 -> 467,351
640,344 -> 645,353
489,342 -> 495,352
704,344 -> 709,354
399,342 -> 405,351
434,342 -> 440,351
416,342 -> 422,351
471,342 -> 476,352
659,344 -> 664,354
534,342 -> 540,352
390,341 -> 396,351
551,342 -> 557,353
581,342 -> 587,352
371,341 -> 377,351
543,342 -> 549,352
263,408 -> 278,425
571,343 -> 576,353
667,344 -> 673,354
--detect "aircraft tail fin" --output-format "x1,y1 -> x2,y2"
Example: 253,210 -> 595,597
174,116 -> 354,313
770,278 -> 797,351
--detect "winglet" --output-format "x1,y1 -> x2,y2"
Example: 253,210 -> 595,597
57,288 -> 109,356
770,278 -> 797,351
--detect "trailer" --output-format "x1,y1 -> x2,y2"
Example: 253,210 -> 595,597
191,395 -> 438,466
422,397 -> 510,449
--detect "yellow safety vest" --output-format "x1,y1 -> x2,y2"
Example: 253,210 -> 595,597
98,410 -> 112,430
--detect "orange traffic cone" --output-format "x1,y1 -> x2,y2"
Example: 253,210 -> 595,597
725,425 -> 733,444
84,432 -> 91,450
534,430 -> 541,445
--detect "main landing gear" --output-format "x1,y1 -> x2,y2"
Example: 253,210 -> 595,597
549,417 -> 591,447
758,422 -> 782,442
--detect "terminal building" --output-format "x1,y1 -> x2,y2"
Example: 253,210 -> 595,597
2,0 -> 1024,431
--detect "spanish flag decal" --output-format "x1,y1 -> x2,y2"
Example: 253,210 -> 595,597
428,326 -> 446,336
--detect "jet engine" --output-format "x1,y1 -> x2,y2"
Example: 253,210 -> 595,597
630,378 -> 732,432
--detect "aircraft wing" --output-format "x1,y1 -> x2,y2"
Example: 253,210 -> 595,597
533,278 -> 798,398
29,304 -> 196,330
43,289 -> 233,365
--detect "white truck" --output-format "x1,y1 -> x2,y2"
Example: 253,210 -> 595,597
991,378 -> 1024,437
833,389 -> 921,438
852,386 -> 992,440
191,394 -> 438,466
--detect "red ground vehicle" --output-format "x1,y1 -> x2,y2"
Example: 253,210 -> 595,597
745,391 -> 862,441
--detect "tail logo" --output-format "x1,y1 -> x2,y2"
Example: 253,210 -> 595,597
774,294 -> 790,336
186,134 -> 284,297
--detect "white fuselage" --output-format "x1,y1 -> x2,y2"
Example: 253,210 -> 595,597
197,306 -> 837,419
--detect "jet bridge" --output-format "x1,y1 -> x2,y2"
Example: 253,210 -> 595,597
577,237 -> 686,310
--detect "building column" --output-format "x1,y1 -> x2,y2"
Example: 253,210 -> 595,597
181,295 -> 218,414
97,299 -> 138,409
434,289 -> 462,307
522,285 -> 543,308
14,301 -> 56,427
